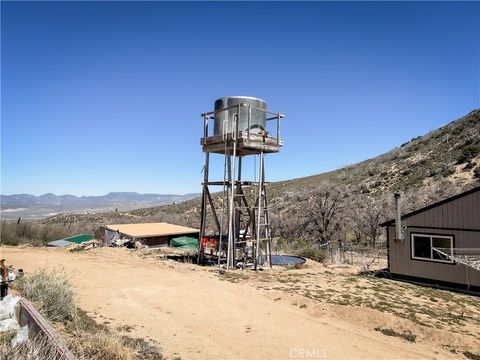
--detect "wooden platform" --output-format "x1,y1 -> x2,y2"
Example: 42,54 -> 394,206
201,132 -> 283,155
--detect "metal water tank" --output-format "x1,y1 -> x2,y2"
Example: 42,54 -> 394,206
213,96 -> 267,136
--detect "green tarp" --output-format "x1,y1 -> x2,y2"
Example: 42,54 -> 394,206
62,234 -> 95,244
170,236 -> 198,249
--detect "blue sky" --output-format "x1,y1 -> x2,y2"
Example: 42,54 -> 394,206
1,1 -> 479,196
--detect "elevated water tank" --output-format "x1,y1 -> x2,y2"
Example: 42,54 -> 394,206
213,96 -> 267,136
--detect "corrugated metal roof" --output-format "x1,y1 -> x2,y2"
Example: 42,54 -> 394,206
105,222 -> 199,238
47,240 -> 74,247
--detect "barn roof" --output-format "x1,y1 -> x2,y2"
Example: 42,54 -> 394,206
381,186 -> 480,227
105,222 -> 199,238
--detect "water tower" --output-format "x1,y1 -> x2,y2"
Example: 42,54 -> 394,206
198,96 -> 284,269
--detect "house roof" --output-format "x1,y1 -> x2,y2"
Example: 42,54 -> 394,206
105,222 -> 199,238
381,186 -> 480,227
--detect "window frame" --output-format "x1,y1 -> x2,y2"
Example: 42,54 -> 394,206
410,233 -> 455,264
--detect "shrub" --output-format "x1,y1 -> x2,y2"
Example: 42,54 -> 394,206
439,165 -> 454,177
121,336 -> 164,360
374,327 -> 416,343
0,332 -> 57,360
474,167 -> 480,179
13,268 -> 76,323
68,331 -> 134,360
464,351 -> 480,360
463,162 -> 475,171
296,244 -> 327,263
456,145 -> 480,164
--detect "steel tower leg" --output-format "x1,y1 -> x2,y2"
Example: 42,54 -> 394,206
198,152 -> 209,264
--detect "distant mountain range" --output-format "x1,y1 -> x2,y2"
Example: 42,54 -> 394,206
0,192 -> 200,219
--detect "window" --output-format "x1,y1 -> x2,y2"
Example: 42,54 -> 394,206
411,234 -> 454,263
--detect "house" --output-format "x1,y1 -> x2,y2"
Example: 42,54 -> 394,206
104,223 -> 199,247
381,186 -> 480,292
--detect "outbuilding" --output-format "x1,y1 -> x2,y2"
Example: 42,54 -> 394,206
104,222 -> 199,248
381,186 -> 480,292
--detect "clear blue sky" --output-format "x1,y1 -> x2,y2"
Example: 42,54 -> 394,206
1,1 -> 479,196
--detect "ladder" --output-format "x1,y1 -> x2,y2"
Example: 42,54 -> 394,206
254,151 -> 272,269
217,135 -> 230,266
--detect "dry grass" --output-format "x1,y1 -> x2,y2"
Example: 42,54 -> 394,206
0,332 -> 58,360
68,331 -> 135,360
374,327 -> 416,342
12,268 -> 76,323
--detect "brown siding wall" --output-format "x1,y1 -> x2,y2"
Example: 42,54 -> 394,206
388,226 -> 480,287
405,190 -> 479,229
144,236 -> 169,247
388,189 -> 480,287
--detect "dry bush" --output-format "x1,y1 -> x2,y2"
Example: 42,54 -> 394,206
13,268 -> 76,323
357,248 -> 387,273
1,219 -> 94,247
119,336 -> 164,360
0,332 -> 58,360
68,331 -> 135,360
295,243 -> 327,263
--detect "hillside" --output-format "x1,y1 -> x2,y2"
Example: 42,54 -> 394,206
40,109 -> 479,229
277,109 -> 479,192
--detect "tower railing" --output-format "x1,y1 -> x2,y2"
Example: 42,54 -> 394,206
201,103 -> 284,145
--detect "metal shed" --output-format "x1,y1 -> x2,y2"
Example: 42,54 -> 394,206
381,186 -> 480,292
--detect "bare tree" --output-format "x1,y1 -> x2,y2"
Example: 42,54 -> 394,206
417,179 -> 458,207
361,197 -> 386,248
397,179 -> 460,215
302,186 -> 347,245
347,195 -> 386,248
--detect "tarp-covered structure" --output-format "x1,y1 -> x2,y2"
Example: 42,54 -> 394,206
170,236 -> 198,250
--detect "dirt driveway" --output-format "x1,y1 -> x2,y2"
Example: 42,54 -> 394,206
2,246 -> 469,359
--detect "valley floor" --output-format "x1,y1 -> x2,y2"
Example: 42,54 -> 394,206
3,246 -> 479,359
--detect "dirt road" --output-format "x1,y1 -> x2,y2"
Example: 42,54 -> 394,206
2,246 -> 465,359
